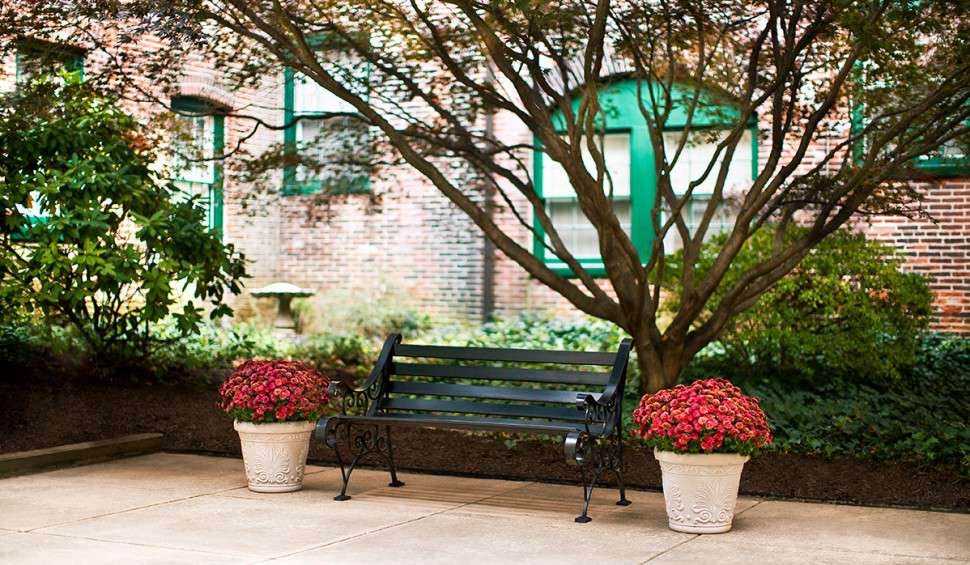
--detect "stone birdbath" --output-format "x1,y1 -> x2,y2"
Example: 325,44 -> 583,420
250,282 -> 315,336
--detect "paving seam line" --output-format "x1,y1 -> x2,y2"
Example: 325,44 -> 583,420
24,483 -> 250,533
251,480 -> 541,563
639,534 -> 700,563
706,536 -> 970,563
16,530 -> 243,558
637,500 -> 762,564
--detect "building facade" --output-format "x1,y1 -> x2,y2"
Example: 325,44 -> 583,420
3,37 -> 968,334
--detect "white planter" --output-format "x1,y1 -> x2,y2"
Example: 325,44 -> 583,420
654,448 -> 749,534
234,420 -> 315,493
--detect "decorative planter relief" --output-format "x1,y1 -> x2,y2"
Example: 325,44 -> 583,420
234,420 -> 316,493
655,449 -> 748,533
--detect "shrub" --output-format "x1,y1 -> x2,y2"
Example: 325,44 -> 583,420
668,228 -> 933,386
632,378 -> 772,455
0,73 -> 246,358
291,334 -> 373,378
696,334 -> 970,473
428,312 -> 629,356
219,360 -> 332,423
293,286 -> 432,339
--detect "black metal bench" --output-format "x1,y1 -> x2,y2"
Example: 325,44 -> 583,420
315,333 -> 633,523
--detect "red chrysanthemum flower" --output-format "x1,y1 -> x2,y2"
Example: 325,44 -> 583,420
219,360 -> 332,424
632,378 -> 772,455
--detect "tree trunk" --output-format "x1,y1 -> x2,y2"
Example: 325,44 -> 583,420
633,333 -> 685,394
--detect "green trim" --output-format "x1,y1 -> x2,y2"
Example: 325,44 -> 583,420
170,96 -> 225,237
281,62 -> 372,196
15,41 -> 84,83
212,113 -> 225,235
751,126 -> 759,181
913,157 -> 970,177
533,78 -> 757,277
849,68 -> 969,176
283,67 -> 298,194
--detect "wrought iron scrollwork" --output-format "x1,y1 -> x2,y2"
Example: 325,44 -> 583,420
325,418 -> 404,501
329,381 -> 379,416
564,395 -> 631,523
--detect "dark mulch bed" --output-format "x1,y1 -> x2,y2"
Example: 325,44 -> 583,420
2,378 -> 967,512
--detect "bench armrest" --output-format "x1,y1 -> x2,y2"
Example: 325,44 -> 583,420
593,338 -> 633,408
327,334 -> 401,415
332,333 -> 402,396
572,338 -> 632,436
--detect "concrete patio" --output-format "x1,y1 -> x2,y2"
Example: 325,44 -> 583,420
0,453 -> 967,564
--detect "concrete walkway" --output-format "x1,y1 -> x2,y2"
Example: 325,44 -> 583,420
0,453 -> 967,564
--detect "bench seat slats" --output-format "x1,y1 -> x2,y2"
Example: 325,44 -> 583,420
386,382 -> 600,404
394,344 -> 616,366
392,362 -> 609,386
380,397 -> 586,422
331,413 -> 601,435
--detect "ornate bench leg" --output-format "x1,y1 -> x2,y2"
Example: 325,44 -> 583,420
565,432 -> 598,523
331,421 -> 354,501
322,421 -> 404,500
565,431 -> 629,522
386,426 -> 405,488
613,429 -> 631,506
576,462 -> 602,523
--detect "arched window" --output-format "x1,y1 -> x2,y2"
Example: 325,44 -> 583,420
171,96 -> 225,235
533,78 -> 757,275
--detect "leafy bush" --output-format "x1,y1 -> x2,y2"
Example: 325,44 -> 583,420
695,334 -> 970,474
293,286 -> 432,339
291,334 -> 372,379
0,317 -> 372,385
147,322 -> 374,382
429,312 -> 628,353
670,228 -> 933,386
0,73 -> 246,358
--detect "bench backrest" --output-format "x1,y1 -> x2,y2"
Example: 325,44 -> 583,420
369,335 -> 631,426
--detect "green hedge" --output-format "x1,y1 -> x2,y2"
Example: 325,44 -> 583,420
711,334 -> 970,474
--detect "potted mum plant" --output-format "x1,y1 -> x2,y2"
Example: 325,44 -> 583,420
632,378 -> 771,533
219,360 -> 332,493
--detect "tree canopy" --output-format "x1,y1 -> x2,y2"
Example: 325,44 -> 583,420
3,0 -> 968,389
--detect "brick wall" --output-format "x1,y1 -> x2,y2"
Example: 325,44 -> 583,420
859,179 -> 970,335
276,173 -> 487,323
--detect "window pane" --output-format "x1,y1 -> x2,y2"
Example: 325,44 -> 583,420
294,115 -> 370,188
660,195 -> 736,253
545,198 -> 630,260
662,129 -> 752,196
541,133 -> 630,198
294,73 -> 357,115
292,51 -> 365,115
174,181 -> 216,231
174,114 -> 214,184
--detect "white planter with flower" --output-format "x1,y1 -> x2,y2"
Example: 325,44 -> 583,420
633,378 -> 772,534
220,360 -> 332,493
